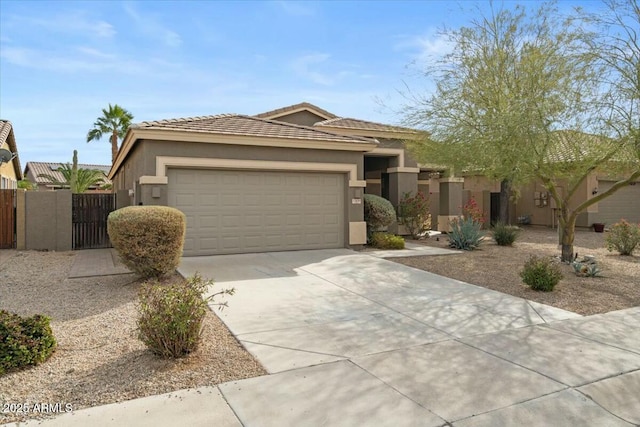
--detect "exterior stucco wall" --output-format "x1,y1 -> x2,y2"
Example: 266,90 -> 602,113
125,140 -> 365,179
0,161 -> 18,189
112,138 -> 368,249
24,190 -> 72,251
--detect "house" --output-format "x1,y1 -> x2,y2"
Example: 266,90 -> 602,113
108,102 -> 638,257
0,120 -> 22,189
109,103 -> 460,256
23,162 -> 111,192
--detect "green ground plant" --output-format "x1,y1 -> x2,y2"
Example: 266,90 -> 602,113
0,311 -> 56,376
605,219 -> 640,255
520,256 -> 563,291
137,274 -> 234,358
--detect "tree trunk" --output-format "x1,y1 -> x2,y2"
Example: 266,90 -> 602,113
560,213 -> 577,262
499,179 -> 512,224
111,131 -> 118,164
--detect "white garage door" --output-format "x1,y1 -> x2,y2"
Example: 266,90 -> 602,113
168,169 -> 345,256
595,181 -> 640,225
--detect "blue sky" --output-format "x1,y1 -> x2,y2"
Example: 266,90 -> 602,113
0,0 -> 601,167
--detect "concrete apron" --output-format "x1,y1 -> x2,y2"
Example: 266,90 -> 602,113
11,249 -> 640,426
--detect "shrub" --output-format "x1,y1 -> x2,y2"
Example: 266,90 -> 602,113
370,232 -> 405,249
448,217 -> 485,250
520,256 -> 563,291
137,274 -> 234,358
108,206 -> 186,279
462,197 -> 486,225
605,219 -> 640,256
0,310 -> 56,376
571,261 -> 602,277
364,194 -> 396,234
398,191 -> 431,239
492,222 -> 520,246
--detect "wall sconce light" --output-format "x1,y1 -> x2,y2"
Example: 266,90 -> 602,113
592,188 -> 598,195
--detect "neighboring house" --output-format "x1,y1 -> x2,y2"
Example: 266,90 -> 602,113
0,120 -> 22,189
23,162 -> 111,192
108,102 -> 638,257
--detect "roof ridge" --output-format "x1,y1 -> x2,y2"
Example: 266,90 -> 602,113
249,115 -> 376,143
135,113 -> 239,128
254,102 -> 338,120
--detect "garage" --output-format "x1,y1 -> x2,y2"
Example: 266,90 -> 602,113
595,180 -> 640,225
168,168 -> 345,256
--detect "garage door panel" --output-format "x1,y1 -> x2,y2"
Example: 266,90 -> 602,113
595,181 -> 640,225
168,169 -> 345,256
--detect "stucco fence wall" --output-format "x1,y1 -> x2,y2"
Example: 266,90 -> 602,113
14,189 -> 72,251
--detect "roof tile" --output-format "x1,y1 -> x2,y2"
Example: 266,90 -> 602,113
133,114 -> 374,144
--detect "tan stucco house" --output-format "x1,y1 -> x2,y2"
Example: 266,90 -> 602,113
108,103 -> 454,256
108,102 -> 639,256
0,120 -> 22,189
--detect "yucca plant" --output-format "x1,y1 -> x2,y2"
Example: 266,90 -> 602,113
448,217 -> 485,250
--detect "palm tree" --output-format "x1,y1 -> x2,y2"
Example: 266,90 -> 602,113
86,104 -> 134,164
38,150 -> 106,193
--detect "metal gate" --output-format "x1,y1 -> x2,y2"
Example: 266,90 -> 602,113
72,193 -> 116,249
0,189 -> 16,249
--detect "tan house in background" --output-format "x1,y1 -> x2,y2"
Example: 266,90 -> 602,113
23,162 -> 111,192
0,120 -> 22,189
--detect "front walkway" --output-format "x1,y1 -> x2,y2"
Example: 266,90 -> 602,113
9,249 -> 639,426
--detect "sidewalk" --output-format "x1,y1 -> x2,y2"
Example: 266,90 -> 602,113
68,249 -> 131,278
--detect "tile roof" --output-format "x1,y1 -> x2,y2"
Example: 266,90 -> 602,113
133,114 -> 374,144
314,117 -> 416,134
254,102 -> 338,120
25,162 -> 111,186
0,120 -> 23,179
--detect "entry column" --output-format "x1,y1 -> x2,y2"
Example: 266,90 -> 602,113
437,177 -> 464,232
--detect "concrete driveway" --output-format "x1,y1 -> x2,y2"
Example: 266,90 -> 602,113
177,249 -> 640,426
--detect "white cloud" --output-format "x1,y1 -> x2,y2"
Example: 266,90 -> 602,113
394,30 -> 454,64
4,12 -> 116,38
123,3 -> 182,48
291,53 -> 334,86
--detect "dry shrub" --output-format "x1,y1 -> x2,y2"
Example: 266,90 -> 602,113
108,206 -> 186,279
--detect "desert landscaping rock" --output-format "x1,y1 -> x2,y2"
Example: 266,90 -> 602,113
0,251 -> 265,425
395,227 -> 640,315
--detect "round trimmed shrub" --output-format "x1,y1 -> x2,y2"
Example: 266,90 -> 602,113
364,194 -> 396,233
108,206 -> 186,279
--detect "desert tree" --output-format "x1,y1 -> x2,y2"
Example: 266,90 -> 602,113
86,104 -> 134,164
402,1 -> 638,261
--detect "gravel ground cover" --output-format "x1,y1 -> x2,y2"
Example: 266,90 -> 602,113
393,226 -> 640,315
0,251 -> 265,424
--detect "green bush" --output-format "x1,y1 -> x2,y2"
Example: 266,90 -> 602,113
605,219 -> 640,256
398,191 -> 431,239
363,194 -> 396,234
520,256 -> 563,291
108,206 -> 186,279
370,232 -> 405,249
492,222 -> 520,246
448,217 -> 485,250
137,274 -> 234,358
0,310 -> 56,376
